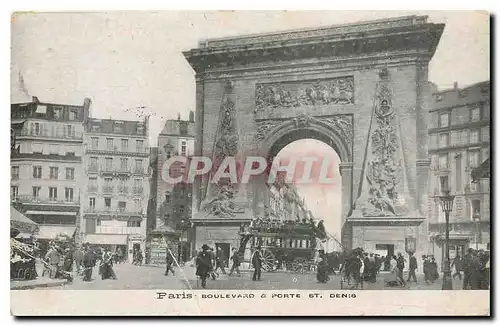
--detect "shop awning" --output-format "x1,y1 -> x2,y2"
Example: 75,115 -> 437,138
37,225 -> 76,240
25,210 -> 77,216
10,206 -> 38,234
85,234 -> 127,245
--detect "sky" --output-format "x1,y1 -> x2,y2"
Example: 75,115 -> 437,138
10,11 -> 490,237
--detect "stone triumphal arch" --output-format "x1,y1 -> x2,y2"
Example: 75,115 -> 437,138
183,15 -> 444,257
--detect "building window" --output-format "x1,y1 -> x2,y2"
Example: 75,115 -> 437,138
33,166 -> 42,179
11,186 -> 18,200
165,193 -> 171,204
438,154 -> 449,169
32,122 -> 41,136
127,221 -> 141,228
65,188 -> 74,201
166,151 -> 171,159
66,125 -> 75,138
91,137 -> 99,149
49,167 -> 59,179
113,122 -> 123,133
53,107 -> 62,119
11,166 -> 19,180
32,186 -> 41,200
136,140 -> 144,152
104,177 -> 113,185
181,141 -> 187,156
179,121 -> 188,136
106,138 -> 114,151
135,159 -> 143,173
469,129 -> 480,144
66,168 -> 75,180
134,199 -> 141,212
471,200 -> 481,219
89,177 -> 97,187
69,109 -> 77,121
49,187 -> 58,201
105,157 -> 113,171
96,219 -> 101,226
118,201 -> 126,212
468,150 -> 480,168
89,197 -> 96,208
120,158 -> 128,169
90,157 -> 98,169
438,112 -> 450,128
104,197 -> 111,208
438,133 -> 449,148
470,107 -> 481,122
121,139 -> 128,151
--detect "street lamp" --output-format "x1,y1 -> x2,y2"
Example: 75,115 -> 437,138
438,186 -> 455,290
472,213 -> 481,250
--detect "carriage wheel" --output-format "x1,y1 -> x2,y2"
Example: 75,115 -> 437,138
291,257 -> 307,274
260,249 -> 277,272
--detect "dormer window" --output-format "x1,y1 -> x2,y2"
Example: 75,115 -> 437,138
436,95 -> 443,102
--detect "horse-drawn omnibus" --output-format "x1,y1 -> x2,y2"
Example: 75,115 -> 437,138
237,219 -> 327,273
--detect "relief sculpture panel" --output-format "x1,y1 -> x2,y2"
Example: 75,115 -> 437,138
255,76 -> 355,113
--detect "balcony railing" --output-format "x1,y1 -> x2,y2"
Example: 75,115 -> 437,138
17,128 -> 83,140
87,185 -> 98,193
116,166 -> 131,174
88,165 -> 98,173
16,195 -> 80,205
100,166 -> 115,174
95,226 -> 142,235
11,174 -> 19,181
132,187 -> 144,194
102,186 -> 114,194
118,186 -> 129,194
84,207 -> 143,215
86,146 -> 150,155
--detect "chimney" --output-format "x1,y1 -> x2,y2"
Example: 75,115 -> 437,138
454,82 -> 458,91
177,113 -> 181,121
189,111 -> 195,122
32,96 -> 39,104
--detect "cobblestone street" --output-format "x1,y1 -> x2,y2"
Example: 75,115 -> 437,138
41,262 -> 466,291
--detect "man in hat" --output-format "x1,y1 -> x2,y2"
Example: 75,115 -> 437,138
82,243 -> 95,282
165,248 -> 175,276
196,244 -> 213,288
101,247 -> 117,280
44,243 -> 61,279
252,245 -> 263,281
214,247 -> 226,275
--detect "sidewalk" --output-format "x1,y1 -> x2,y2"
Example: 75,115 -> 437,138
11,277 -> 67,290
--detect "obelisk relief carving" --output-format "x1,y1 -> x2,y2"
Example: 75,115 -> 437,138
354,69 -> 416,217
201,81 -> 245,218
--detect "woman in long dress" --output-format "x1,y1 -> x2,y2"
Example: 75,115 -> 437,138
385,255 -> 404,287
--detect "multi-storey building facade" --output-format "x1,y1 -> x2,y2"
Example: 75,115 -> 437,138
147,113 -> 195,264
428,81 -> 490,264
11,97 -> 91,250
81,117 -> 151,262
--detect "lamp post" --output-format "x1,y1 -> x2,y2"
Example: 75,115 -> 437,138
438,189 -> 455,290
472,213 -> 481,250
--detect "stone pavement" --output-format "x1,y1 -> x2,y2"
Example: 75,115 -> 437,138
33,262 -> 470,291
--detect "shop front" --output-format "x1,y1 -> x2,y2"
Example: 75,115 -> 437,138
128,234 -> 146,264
